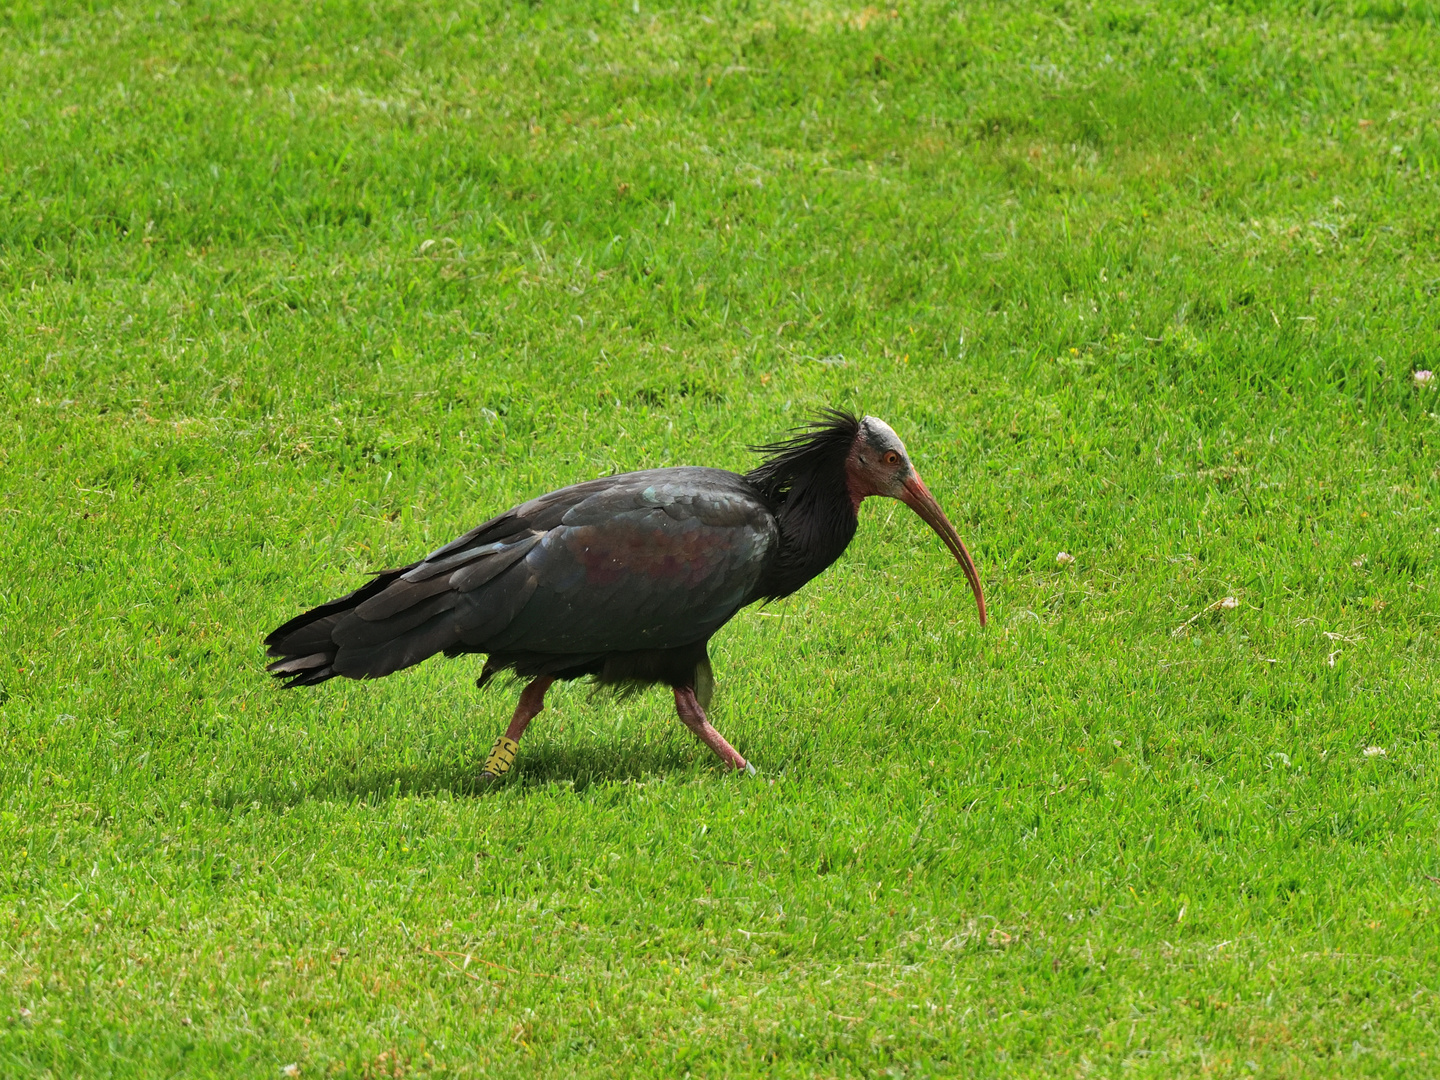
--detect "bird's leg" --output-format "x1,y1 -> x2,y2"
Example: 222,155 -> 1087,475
479,676 -> 555,783
503,676 -> 555,742
673,686 -> 754,775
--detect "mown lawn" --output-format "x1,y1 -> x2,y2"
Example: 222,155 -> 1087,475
3,0 -> 1440,1075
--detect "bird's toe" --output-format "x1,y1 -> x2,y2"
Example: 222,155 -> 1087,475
475,769 -> 507,791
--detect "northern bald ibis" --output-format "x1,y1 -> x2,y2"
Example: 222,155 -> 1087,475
265,411 -> 985,781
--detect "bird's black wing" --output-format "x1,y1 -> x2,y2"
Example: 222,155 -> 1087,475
264,467 -> 776,684
479,468 -> 776,655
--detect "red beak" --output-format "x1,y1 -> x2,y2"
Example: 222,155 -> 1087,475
898,473 -> 987,627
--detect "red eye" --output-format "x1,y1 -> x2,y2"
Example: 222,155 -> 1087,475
884,451 -> 900,466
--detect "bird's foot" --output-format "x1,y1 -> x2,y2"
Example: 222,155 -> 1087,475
673,686 -> 753,773
477,735 -> 520,789
743,761 -> 757,777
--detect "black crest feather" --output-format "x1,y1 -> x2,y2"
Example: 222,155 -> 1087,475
743,409 -> 860,503
744,409 -> 862,601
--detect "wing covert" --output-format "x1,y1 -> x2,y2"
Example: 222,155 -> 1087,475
478,470 -> 777,654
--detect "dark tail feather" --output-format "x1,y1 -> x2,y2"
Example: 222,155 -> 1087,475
331,610 -> 461,680
264,568 -> 410,688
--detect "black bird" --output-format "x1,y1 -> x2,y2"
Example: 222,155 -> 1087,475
265,411 -> 986,780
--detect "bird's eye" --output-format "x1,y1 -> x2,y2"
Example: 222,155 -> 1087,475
884,451 -> 900,466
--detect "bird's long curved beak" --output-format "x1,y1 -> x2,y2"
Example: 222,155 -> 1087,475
898,473 -> 987,627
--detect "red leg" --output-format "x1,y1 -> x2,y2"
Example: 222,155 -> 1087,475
504,676 -> 554,741
674,686 -> 754,774
480,676 -> 555,782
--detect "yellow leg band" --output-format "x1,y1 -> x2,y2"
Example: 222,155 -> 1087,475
482,736 -> 520,777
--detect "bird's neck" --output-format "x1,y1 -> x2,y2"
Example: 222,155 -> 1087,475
756,470 -> 859,601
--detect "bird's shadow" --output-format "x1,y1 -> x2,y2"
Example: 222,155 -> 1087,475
213,741 -> 727,811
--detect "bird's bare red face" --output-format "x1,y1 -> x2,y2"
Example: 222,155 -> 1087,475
843,416 -> 915,503
845,417 -> 987,626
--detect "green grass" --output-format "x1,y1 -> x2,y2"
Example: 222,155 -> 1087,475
4,0 -> 1440,1074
